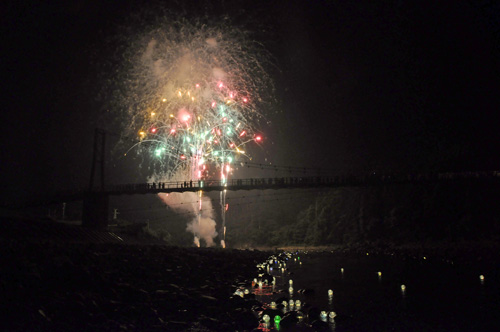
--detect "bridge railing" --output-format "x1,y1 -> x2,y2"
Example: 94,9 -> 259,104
106,176 -> 336,193
103,171 -> 500,194
13,171 -> 499,208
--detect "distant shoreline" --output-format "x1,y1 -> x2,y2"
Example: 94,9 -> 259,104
240,241 -> 500,267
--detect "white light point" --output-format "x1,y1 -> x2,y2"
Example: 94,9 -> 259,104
401,285 -> 406,294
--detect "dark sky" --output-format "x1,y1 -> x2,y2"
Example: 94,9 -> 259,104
2,0 -> 500,203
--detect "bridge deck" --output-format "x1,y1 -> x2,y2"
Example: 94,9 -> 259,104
23,171 -> 500,207
103,172 -> 500,196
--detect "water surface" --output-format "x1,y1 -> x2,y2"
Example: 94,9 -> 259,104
255,251 -> 500,331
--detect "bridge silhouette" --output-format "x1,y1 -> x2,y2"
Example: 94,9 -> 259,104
61,129 -> 499,228
49,171 -> 498,229
58,170 -> 500,200
102,171 -> 500,193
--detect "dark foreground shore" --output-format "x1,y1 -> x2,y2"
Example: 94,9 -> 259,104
2,216 -> 500,331
0,217 -> 270,331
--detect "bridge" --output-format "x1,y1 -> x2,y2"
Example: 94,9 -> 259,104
98,171 -> 500,194
44,171 -> 498,229
56,170 -> 500,199
56,129 -> 499,229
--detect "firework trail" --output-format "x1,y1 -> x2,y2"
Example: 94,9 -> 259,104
107,16 -> 274,246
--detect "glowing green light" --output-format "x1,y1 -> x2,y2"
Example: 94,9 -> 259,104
227,128 -> 232,135
228,156 -> 233,163
186,137 -> 191,143
274,315 -> 281,329
214,151 -> 219,156
155,147 -> 166,157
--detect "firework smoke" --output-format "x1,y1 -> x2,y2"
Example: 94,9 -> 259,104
158,192 -> 218,247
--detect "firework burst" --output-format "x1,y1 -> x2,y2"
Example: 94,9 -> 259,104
104,14 -> 274,246
111,17 -> 273,181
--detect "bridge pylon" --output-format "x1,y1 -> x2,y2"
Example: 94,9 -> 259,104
83,129 -> 109,229
89,128 -> 106,191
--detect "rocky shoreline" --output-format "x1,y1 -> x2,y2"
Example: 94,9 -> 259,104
0,219 -> 270,331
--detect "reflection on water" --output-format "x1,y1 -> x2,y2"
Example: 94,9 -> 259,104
249,251 -> 500,331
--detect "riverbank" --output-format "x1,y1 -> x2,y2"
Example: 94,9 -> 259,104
0,216 -> 270,331
266,240 -> 500,268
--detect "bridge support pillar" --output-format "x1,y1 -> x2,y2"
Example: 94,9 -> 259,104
82,192 -> 109,229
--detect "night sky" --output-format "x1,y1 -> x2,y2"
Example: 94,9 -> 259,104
2,0 -> 500,204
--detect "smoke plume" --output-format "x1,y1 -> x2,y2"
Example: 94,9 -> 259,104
157,191 -> 218,247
